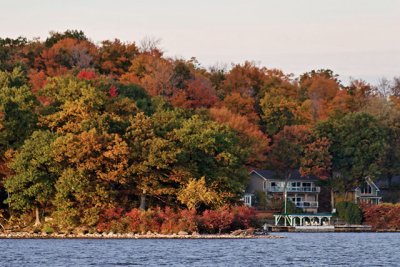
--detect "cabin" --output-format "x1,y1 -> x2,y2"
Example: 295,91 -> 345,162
354,177 -> 381,205
244,169 -> 320,214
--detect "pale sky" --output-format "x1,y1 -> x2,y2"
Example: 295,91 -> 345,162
1,0 -> 400,84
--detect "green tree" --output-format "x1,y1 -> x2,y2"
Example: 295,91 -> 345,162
260,92 -> 304,136
174,115 -> 249,200
361,97 -> 400,188
4,131 -> 56,226
335,201 -> 362,224
0,37 -> 28,71
0,67 -> 38,152
315,112 -> 387,193
45,30 -> 87,47
125,112 -> 179,210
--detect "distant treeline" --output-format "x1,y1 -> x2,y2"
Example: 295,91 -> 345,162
0,30 -> 399,229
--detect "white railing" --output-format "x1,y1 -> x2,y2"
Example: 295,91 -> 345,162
295,201 -> 319,208
268,186 -> 320,193
355,191 -> 377,197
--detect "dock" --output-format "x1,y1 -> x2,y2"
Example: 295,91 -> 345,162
267,224 -> 371,232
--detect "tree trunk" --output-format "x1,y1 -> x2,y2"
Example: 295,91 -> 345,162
331,189 -> 335,212
139,190 -> 147,210
34,207 -> 41,227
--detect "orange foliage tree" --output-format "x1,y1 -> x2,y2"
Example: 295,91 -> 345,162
209,107 -> 269,167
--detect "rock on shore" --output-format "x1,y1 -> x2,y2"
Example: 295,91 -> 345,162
0,231 -> 284,239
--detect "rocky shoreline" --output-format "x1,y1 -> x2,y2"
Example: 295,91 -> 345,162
0,230 -> 284,239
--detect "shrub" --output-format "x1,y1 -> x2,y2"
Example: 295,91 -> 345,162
42,225 -> 55,234
159,207 -> 180,234
125,207 -> 198,234
98,205 -> 255,234
281,199 -> 303,214
176,209 -> 198,233
125,208 -> 141,233
200,205 -> 234,234
335,201 -> 362,224
254,191 -> 267,210
362,203 -> 400,230
231,205 -> 257,229
138,209 -> 162,234
97,207 -> 126,233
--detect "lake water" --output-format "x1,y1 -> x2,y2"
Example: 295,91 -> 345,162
0,233 -> 399,266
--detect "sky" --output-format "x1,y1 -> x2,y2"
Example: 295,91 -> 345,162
1,0 -> 400,85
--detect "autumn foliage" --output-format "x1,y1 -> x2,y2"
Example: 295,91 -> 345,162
1,30 -> 400,230
97,206 -> 257,234
361,204 -> 400,230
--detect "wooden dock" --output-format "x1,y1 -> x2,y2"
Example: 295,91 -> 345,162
267,224 -> 372,232
334,225 -> 372,232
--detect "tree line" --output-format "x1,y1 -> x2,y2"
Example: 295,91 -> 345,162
0,30 -> 399,229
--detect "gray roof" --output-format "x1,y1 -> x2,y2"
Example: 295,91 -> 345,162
251,169 -> 319,181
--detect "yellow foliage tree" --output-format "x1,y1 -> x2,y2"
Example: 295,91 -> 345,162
177,177 -> 221,210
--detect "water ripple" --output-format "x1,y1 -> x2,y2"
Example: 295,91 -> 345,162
0,233 -> 399,266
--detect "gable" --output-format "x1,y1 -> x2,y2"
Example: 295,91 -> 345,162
366,177 -> 380,191
249,170 -> 269,180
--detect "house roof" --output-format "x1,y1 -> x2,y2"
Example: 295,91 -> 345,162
354,176 -> 380,191
250,169 -> 319,181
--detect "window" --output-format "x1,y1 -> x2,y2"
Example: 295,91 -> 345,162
244,195 -> 252,206
361,185 -> 372,194
271,182 -> 276,187
291,197 -> 302,203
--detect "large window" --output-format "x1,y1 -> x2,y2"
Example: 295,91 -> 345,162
291,197 -> 303,203
291,182 -> 301,187
361,185 -> 372,194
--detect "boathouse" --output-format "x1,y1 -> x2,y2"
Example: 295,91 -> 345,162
274,213 -> 333,227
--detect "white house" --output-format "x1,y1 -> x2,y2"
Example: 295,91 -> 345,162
354,177 -> 381,205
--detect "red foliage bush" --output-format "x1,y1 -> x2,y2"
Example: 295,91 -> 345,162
98,205 -> 257,234
177,209 -> 198,233
231,205 -> 257,229
125,207 -> 198,234
125,208 -> 141,233
200,205 -> 234,234
97,207 -> 125,232
137,209 -> 162,234
158,207 -> 180,234
362,203 -> 400,230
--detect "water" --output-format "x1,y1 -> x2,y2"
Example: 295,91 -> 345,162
0,233 -> 399,266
